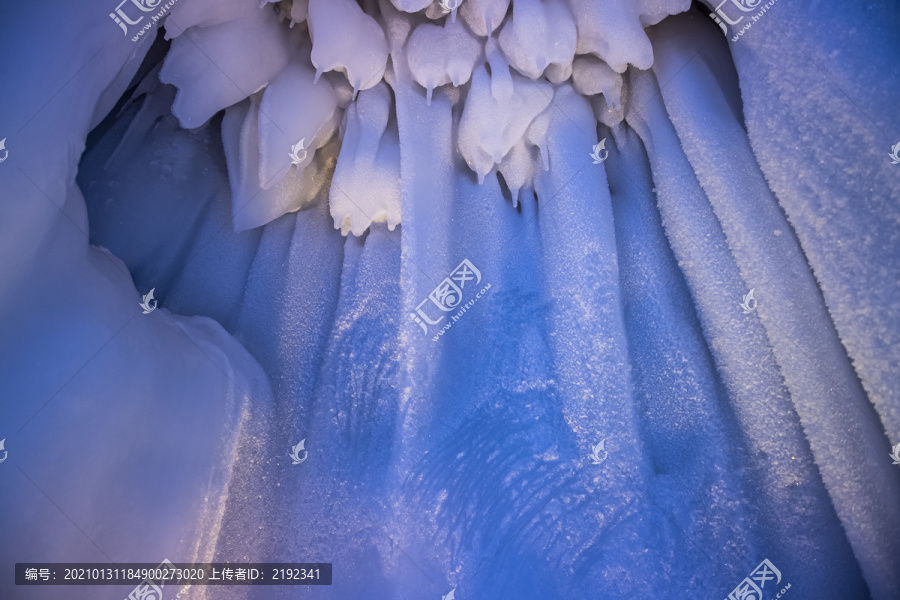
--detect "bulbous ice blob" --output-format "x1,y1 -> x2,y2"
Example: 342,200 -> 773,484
160,5 -> 296,128
572,56 -> 622,105
257,0 -> 305,26
378,0 -> 415,54
460,0 -> 510,37
329,82 -> 401,236
258,57 -> 340,188
406,18 -> 482,105
288,0 -> 309,25
572,55 -> 625,130
388,0 -> 432,12
458,63 -> 552,183
498,0 -> 576,79
525,105 -> 552,171
223,95 -> 331,232
545,60 -> 572,84
563,0 -> 690,72
163,0 -> 257,39
308,0 -> 389,99
498,140 -> 536,205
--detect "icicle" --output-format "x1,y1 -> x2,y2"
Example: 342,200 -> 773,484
289,19 -> 296,28
352,80 -> 360,101
539,143 -> 549,171
314,66 -> 323,83
487,50 -> 513,102
426,83 -> 434,106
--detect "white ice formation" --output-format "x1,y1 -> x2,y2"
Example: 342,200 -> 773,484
154,0 -> 688,235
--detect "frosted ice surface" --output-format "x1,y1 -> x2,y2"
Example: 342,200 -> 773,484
159,3 -> 296,128
498,0 -> 576,80
406,18 -> 482,105
308,0 -> 389,98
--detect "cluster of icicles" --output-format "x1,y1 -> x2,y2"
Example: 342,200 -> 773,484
158,0 -> 690,235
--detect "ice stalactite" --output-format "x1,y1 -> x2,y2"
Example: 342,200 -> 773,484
329,81 -> 402,236
497,0 -> 577,80
406,17 -> 481,105
307,0 -> 389,99
159,1 -> 297,128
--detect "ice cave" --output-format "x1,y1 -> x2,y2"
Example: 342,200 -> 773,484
0,0 -> 899,598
